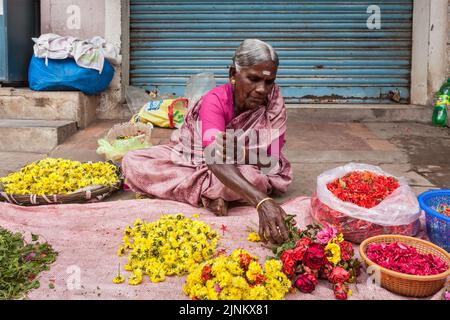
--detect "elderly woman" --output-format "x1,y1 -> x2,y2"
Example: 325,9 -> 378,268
122,39 -> 293,244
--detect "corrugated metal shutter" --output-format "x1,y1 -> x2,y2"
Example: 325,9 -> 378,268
130,0 -> 413,104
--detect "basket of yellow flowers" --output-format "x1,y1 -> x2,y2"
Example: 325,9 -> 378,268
0,158 -> 122,206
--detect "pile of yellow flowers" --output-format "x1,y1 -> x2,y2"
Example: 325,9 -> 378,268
183,249 -> 291,300
0,158 -> 119,195
115,214 -> 219,285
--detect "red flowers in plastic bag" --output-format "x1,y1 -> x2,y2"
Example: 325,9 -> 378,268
366,242 -> 448,276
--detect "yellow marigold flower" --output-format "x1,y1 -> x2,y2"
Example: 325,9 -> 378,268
247,232 -> 261,242
325,242 -> 341,266
117,246 -> 126,257
113,275 -> 125,284
128,269 -> 143,285
193,214 -> 200,218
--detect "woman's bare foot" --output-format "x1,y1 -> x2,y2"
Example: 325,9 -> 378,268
204,197 -> 228,216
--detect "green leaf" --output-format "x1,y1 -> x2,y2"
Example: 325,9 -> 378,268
31,234 -> 39,242
339,178 -> 347,189
0,227 -> 58,300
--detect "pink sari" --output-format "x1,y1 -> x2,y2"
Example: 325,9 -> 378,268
122,84 -> 293,207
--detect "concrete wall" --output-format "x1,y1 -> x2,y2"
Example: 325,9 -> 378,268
40,0 -> 129,120
41,0 -> 106,39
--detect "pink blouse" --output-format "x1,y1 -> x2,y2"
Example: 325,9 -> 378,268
198,83 -> 285,158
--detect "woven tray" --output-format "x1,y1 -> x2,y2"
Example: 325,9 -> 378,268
0,161 -> 123,206
359,235 -> 450,297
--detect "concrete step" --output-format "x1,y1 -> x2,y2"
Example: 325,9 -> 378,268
0,88 -> 98,128
0,119 -> 78,153
286,104 -> 433,123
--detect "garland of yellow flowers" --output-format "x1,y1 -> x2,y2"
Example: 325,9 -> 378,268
114,214 -> 219,285
183,249 -> 291,300
0,158 -> 119,195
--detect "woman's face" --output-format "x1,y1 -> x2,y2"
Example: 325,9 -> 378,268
230,60 -> 277,112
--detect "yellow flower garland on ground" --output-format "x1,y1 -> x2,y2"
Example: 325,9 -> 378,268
116,214 -> 219,285
183,249 -> 291,300
0,158 -> 119,195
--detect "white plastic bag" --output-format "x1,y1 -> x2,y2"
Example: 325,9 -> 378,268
125,85 -> 152,114
315,163 -> 420,226
184,72 -> 216,110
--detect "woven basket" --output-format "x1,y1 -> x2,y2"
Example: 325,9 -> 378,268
0,161 -> 123,206
105,122 -> 153,144
359,235 -> 450,297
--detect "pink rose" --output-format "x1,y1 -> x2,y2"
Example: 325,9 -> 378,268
303,244 -> 326,270
328,266 -> 350,284
294,273 -> 318,293
317,227 -> 337,244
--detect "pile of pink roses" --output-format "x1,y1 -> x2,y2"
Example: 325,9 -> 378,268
271,219 -> 361,300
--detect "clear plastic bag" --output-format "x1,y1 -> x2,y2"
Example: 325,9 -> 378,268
184,72 -> 216,110
125,85 -> 152,114
311,163 -> 421,243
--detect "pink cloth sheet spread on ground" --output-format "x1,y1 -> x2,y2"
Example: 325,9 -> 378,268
0,196 -> 446,300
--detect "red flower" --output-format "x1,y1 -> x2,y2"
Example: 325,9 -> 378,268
280,250 -> 293,263
328,266 -> 350,284
239,253 -> 253,271
291,238 -> 312,261
319,262 -> 334,280
303,244 -> 326,270
338,241 -> 354,262
294,273 -> 318,293
282,255 -> 296,276
296,237 -> 313,247
220,224 -> 227,236
201,265 -> 213,282
283,265 -> 295,277
292,246 -> 307,262
333,282 -> 349,300
254,274 -> 267,285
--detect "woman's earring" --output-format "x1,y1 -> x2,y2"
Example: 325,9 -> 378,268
231,79 -> 236,85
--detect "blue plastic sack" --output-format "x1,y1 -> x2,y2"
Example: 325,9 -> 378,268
28,55 -> 114,95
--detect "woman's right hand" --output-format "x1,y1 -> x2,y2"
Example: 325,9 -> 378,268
257,199 -> 289,245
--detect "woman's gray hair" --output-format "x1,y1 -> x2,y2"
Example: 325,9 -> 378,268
232,39 -> 279,72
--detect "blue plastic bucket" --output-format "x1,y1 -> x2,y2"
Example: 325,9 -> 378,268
418,189 -> 450,252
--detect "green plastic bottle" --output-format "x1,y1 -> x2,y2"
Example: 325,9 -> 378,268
432,79 -> 449,127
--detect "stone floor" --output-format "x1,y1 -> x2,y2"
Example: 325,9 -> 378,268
1,117 -> 448,205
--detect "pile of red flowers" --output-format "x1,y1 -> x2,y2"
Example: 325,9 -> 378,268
366,242 -> 448,276
272,219 -> 361,300
327,171 -> 400,209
